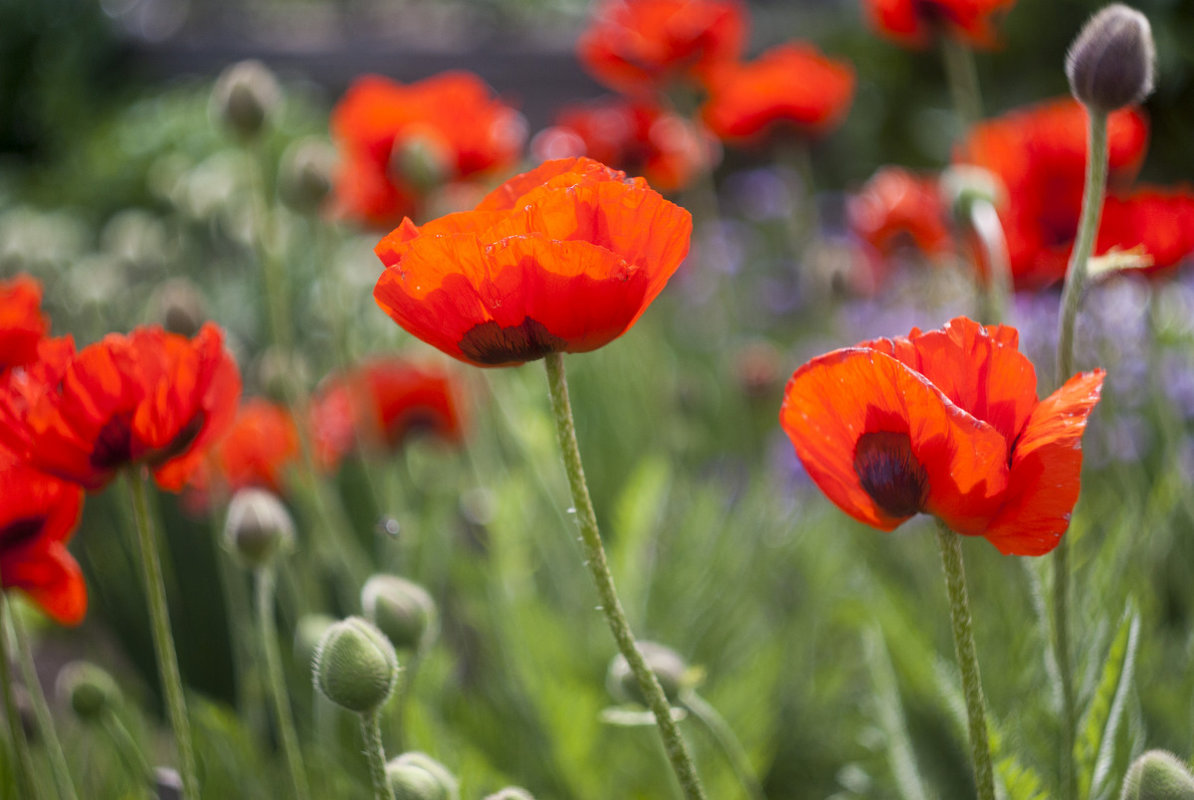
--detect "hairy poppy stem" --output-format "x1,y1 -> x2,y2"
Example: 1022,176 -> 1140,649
255,567 -> 311,800
681,690 -> 766,800
968,198 -> 1011,325
1053,108 -> 1108,800
543,353 -> 708,800
101,709 -> 154,785
10,610 -> 78,800
361,709 -> 394,800
940,36 -> 984,130
0,588 -> 40,799
934,524 -> 995,800
126,471 -> 200,799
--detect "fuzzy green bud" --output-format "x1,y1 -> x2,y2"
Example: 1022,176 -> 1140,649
211,60 -> 281,140
484,789 -> 536,800
361,575 -> 438,653
313,617 -> 398,713
1121,751 -> 1194,800
224,488 -> 295,568
389,752 -> 459,800
606,641 -> 691,706
387,763 -> 446,800
390,133 -> 452,193
56,661 -> 121,721
279,138 -> 335,215
1066,4 -> 1156,113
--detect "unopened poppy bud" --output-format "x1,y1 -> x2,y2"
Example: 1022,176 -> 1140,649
391,133 -> 453,193
279,138 -> 335,215
56,661 -> 120,721
224,488 -> 295,568
211,60 -> 281,140
484,789 -> 536,800
149,278 -> 207,338
388,752 -> 459,800
606,641 -> 692,706
1121,750 -> 1194,800
313,617 -> 398,713
361,575 -> 437,653
940,165 -> 1005,223
154,766 -> 183,800
1066,4 -> 1155,113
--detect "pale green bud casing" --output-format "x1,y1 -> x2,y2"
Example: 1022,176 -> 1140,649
389,752 -> 459,800
484,789 -> 536,800
224,488 -> 295,568
1121,751 -> 1194,800
606,641 -> 692,707
1066,4 -> 1156,113
56,661 -> 121,721
279,138 -> 335,215
211,60 -> 281,140
361,575 -> 438,653
313,617 -> 399,713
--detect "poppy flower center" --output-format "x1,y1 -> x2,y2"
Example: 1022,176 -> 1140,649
1,517 -> 45,549
149,410 -> 207,466
853,430 -> 928,518
91,412 -> 135,471
458,317 -> 568,365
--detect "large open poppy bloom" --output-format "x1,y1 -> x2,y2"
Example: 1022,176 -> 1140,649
0,274 -> 50,375
0,448 -> 86,625
863,0 -> 1016,49
577,0 -> 747,97
331,72 -> 527,228
701,43 -> 855,144
0,324 -> 241,492
373,157 -> 692,368
780,317 -> 1104,556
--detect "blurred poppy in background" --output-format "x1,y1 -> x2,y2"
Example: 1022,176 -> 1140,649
862,0 -> 1017,49
0,274 -> 50,375
780,317 -> 1104,556
183,398 -> 299,511
847,166 -> 953,262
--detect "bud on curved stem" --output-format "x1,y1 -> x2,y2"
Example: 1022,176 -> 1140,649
1066,4 -> 1155,114
1121,751 -> 1194,800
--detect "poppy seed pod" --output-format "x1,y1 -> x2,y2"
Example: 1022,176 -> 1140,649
361,575 -> 438,652
484,789 -> 536,800
211,60 -> 281,140
1066,4 -> 1155,114
223,488 -> 295,568
313,617 -> 399,713
606,641 -> 692,706
56,661 -> 120,721
389,752 -> 460,800
1120,751 -> 1194,800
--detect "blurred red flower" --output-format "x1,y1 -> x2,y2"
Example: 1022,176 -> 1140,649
311,359 -> 464,469
847,167 -> 953,260
373,157 -> 692,367
862,0 -> 1016,49
0,274 -> 50,375
184,399 -> 299,510
533,97 -> 713,193
0,324 -> 241,492
331,72 -> 527,228
701,43 -> 855,144
1095,187 -> 1194,276
0,447 -> 86,625
955,97 -> 1149,288
578,0 -> 747,97
780,317 -> 1104,556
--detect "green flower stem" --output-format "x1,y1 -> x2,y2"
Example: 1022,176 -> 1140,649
126,471 -> 199,799
100,711 -> 153,786
934,524 -> 994,800
0,588 -> 39,799
680,691 -> 766,800
360,709 -> 394,800
255,567 -> 311,800
9,610 -> 78,800
940,35 -> 984,129
969,198 -> 1011,325
544,352 -> 707,800
248,141 -> 291,354
1053,108 -> 1108,800
389,650 -> 423,754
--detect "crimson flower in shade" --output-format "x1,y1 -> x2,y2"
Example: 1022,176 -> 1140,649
577,0 -> 747,97
533,97 -> 712,193
331,72 -> 527,228
373,157 -> 692,368
955,97 -> 1149,288
0,323 -> 241,492
184,399 -> 300,509
701,43 -> 855,144
310,359 -> 464,469
0,274 -> 50,375
863,0 -> 1016,49
847,167 -> 953,260
780,317 -> 1105,556
1094,187 -> 1194,275
0,448 -> 86,625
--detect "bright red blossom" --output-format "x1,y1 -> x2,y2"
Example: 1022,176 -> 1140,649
331,72 -> 526,228
848,166 -> 953,259
0,274 -> 50,374
701,43 -> 855,143
0,324 -> 241,491
863,0 -> 1016,49
185,399 -> 299,508
577,0 -> 747,97
0,447 -> 86,625
373,157 -> 692,367
780,317 -> 1104,556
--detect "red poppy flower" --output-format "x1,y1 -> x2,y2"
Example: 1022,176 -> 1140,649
863,0 -> 1016,49
533,97 -> 712,193
701,43 -> 855,144
577,0 -> 747,97
311,359 -> 464,469
0,447 -> 86,625
0,324 -> 241,492
185,398 -> 300,510
848,166 -> 953,260
780,317 -> 1104,556
955,97 -> 1149,288
0,274 -> 50,375
373,157 -> 692,368
331,72 -> 527,228
1095,186 -> 1194,274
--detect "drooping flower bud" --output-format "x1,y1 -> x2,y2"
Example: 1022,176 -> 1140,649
154,766 -> 183,800
484,789 -> 536,800
387,763 -> 447,800
389,752 -> 459,800
211,60 -> 281,140
1066,4 -> 1156,113
223,488 -> 295,568
361,575 -> 438,653
939,165 -> 1005,224
56,661 -> 121,722
149,278 -> 207,338
279,138 -> 335,215
606,641 -> 694,707
313,617 -> 398,713
1120,750 -> 1194,800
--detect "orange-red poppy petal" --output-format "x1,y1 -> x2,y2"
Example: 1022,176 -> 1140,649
4,543 -> 87,626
